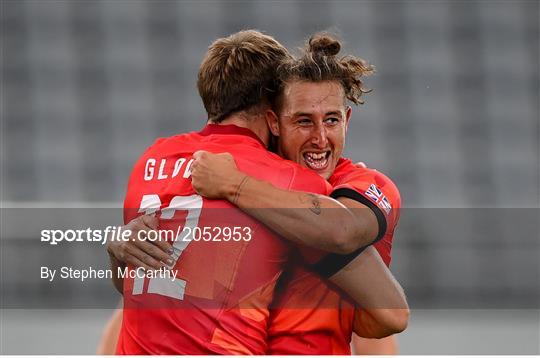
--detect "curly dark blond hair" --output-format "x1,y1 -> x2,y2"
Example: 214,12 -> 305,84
273,32 -> 374,109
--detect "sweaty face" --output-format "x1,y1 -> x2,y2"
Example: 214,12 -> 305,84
270,80 -> 351,180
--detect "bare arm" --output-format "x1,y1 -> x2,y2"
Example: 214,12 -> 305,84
329,245 -> 409,338
191,151 -> 378,254
351,335 -> 398,355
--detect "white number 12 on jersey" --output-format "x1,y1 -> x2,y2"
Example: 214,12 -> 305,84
132,194 -> 203,300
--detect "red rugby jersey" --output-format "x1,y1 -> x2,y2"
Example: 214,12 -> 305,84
267,157 -> 401,355
117,124 -> 330,355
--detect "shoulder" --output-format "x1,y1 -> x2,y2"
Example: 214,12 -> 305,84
147,131 -> 201,152
330,158 -> 401,208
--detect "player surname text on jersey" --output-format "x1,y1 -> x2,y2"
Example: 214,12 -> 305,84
40,266 -> 180,283
144,157 -> 194,181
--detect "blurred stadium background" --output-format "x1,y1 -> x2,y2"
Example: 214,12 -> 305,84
1,0 -> 539,354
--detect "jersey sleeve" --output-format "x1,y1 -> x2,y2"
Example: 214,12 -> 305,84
330,169 -> 401,248
310,169 -> 401,276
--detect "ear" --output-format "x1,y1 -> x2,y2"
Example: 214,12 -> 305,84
344,106 -> 352,133
266,110 -> 280,136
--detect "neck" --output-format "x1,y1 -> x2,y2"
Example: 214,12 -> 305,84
218,112 -> 270,147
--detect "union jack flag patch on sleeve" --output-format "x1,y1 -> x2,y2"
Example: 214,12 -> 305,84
365,184 -> 392,215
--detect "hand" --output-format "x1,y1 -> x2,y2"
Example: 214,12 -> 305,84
191,150 -> 244,200
106,215 -> 174,271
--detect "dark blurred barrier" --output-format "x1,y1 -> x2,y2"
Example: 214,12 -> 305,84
1,208 -> 538,309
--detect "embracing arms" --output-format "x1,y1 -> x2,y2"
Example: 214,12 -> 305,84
189,151 -> 408,337
190,151 -> 378,254
330,246 -> 409,337
107,151 -> 409,337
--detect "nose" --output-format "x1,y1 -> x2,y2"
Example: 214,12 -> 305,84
311,124 -> 328,148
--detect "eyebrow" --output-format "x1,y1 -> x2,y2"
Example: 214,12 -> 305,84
293,111 -> 343,117
325,111 -> 343,117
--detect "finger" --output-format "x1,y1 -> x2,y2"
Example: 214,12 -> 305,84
130,226 -> 147,242
106,240 -> 123,261
125,245 -> 165,270
192,185 -> 202,195
149,234 -> 174,254
140,214 -> 159,230
218,152 -> 233,160
193,150 -> 207,160
125,255 -> 155,272
132,222 -> 157,240
134,239 -> 174,265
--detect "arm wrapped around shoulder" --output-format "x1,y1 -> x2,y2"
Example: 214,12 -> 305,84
352,307 -> 409,338
327,246 -> 409,338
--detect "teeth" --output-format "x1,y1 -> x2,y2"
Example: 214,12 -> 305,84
303,152 -> 329,170
305,152 -> 326,160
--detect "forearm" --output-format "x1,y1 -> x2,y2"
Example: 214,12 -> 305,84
351,309 -> 402,338
352,308 -> 408,338
329,246 -> 409,336
226,176 -> 369,254
351,334 -> 398,354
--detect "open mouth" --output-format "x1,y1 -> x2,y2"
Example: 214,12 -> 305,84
303,151 -> 331,171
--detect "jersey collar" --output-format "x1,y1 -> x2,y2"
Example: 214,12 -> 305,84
199,124 -> 266,147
